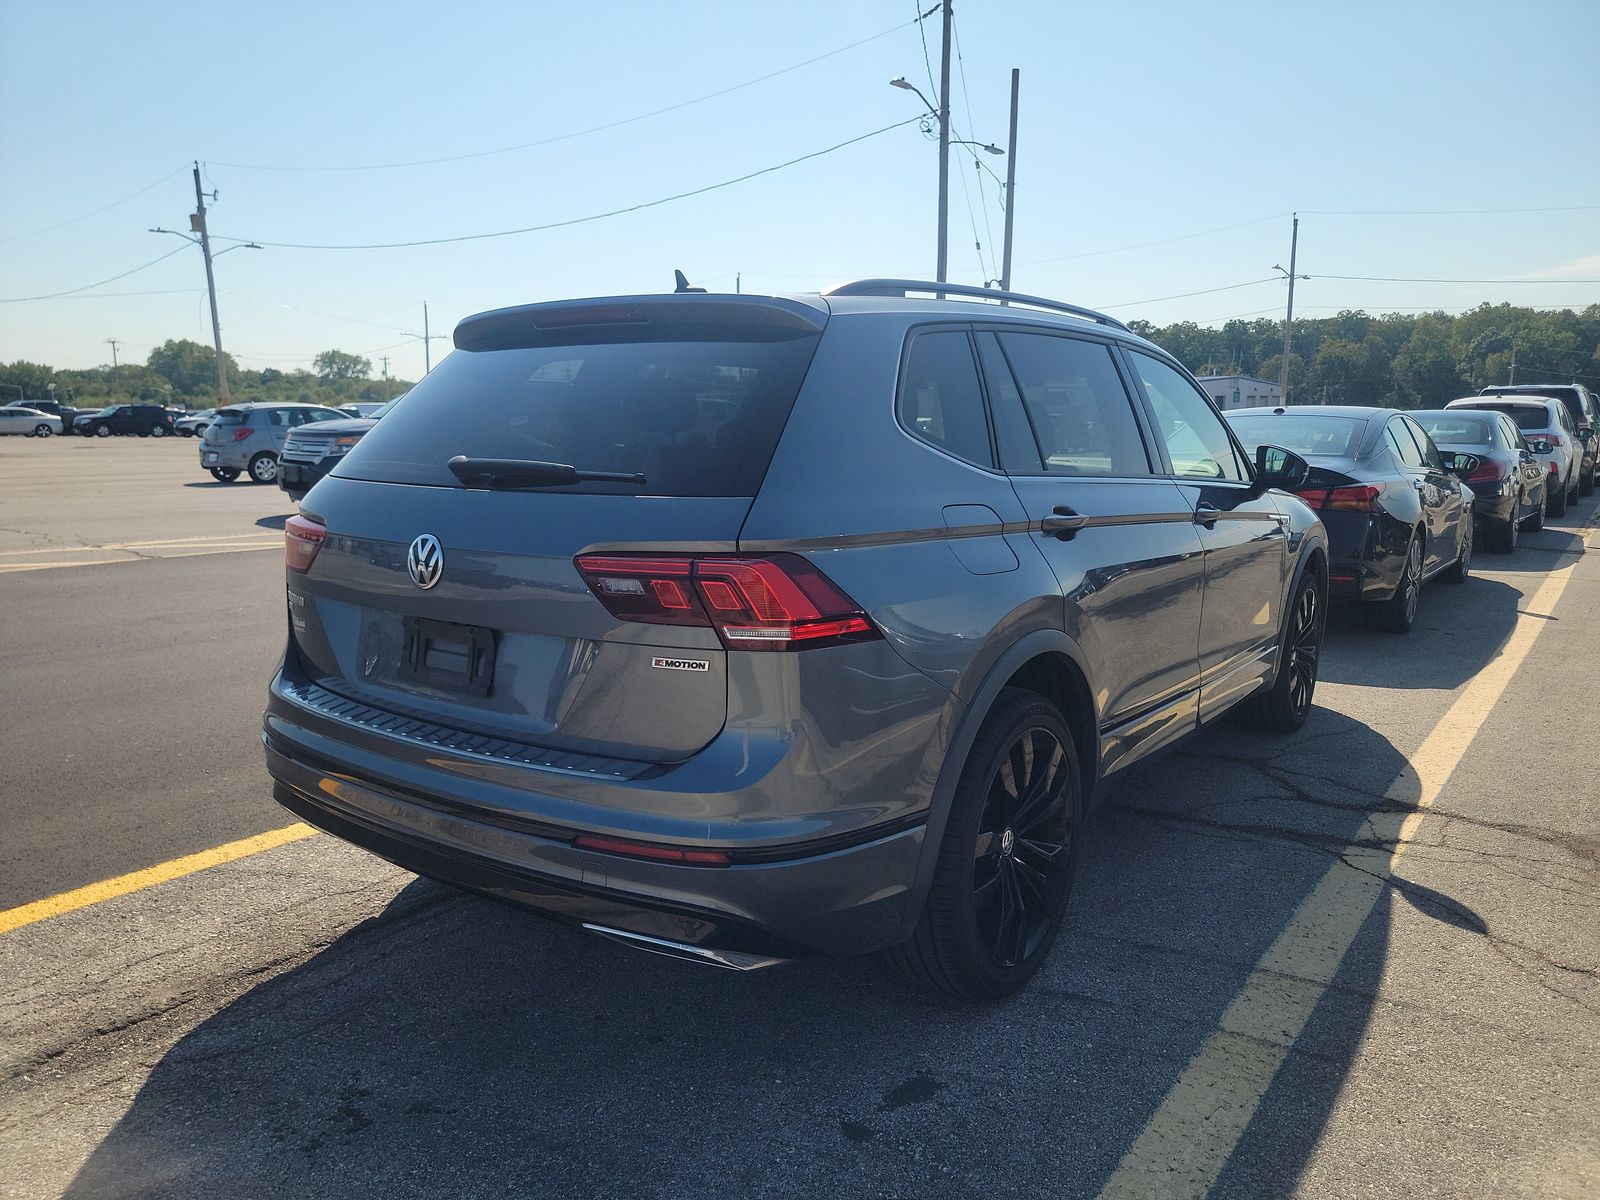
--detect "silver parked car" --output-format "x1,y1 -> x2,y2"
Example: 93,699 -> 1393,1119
263,280 -> 1328,999
198,403 -> 347,483
0,406 -> 62,436
174,408 -> 216,437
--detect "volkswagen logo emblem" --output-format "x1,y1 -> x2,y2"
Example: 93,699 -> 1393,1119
407,534 -> 444,590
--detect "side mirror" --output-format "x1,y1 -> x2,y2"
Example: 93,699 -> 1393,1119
1253,443 -> 1310,493
1530,439 -> 1553,454
1440,451 -> 1481,479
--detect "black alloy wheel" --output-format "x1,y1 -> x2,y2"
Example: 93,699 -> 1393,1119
890,688 -> 1081,1000
1373,535 -> 1423,633
1444,514 -> 1472,583
971,726 -> 1074,971
1239,572 -> 1323,732
1490,506 -> 1518,553
209,466 -> 239,483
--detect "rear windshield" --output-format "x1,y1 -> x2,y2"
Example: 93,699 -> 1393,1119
1226,414 -> 1364,457
213,410 -> 248,426
335,335 -> 819,495
1461,403 -> 1548,432
1413,414 -> 1493,446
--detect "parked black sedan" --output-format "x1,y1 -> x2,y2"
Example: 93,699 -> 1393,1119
1226,406 -> 1477,633
1411,409 -> 1546,552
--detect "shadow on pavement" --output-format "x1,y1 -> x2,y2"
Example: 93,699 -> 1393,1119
62,701 -> 1462,1200
1319,574 -> 1522,691
255,514 -> 290,530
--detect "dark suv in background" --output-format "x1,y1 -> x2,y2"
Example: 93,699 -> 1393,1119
73,404 -> 176,438
263,279 -> 1327,1000
278,398 -> 398,501
1480,383 -> 1598,495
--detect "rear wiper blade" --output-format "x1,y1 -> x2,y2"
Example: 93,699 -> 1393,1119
447,456 -> 646,489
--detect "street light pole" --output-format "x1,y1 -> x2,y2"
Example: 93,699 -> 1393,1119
935,0 -> 953,285
191,163 -> 230,404
1277,213 -> 1300,404
1000,67 -> 1019,292
423,302 -> 432,374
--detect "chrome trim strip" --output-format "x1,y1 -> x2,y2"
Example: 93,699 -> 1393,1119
580,923 -> 787,971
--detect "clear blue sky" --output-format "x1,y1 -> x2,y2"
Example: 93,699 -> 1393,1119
3,0 -> 1597,379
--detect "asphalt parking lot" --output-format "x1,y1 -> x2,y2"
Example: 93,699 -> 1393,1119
1,435 -> 1596,1199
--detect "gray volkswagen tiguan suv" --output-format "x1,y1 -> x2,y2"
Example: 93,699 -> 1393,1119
264,279 -> 1327,999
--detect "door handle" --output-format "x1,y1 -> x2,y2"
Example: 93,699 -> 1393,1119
1193,502 -> 1221,529
1040,505 -> 1089,540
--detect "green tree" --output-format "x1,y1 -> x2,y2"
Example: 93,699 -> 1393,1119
313,349 -> 372,380
147,339 -> 237,398
1392,317 -> 1466,407
0,360 -> 58,404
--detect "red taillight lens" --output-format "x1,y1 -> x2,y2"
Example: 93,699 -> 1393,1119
572,834 -> 730,866
1294,483 -> 1381,511
231,428 -> 254,441
1466,461 -> 1501,483
1542,433 -> 1562,448
284,513 -> 326,573
574,553 -> 878,651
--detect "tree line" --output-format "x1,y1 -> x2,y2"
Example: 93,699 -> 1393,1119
1127,302 -> 1600,407
0,341 -> 414,411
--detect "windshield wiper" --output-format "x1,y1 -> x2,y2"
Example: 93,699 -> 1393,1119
446,455 -> 646,490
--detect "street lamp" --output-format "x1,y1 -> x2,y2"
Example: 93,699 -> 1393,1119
150,226 -> 259,402
891,70 -> 1005,285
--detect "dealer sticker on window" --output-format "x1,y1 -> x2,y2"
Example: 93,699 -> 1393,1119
651,656 -> 709,673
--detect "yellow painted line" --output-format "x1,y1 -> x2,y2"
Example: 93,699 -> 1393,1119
0,823 -> 319,935
1097,514 -> 1597,1200
0,533 -> 282,557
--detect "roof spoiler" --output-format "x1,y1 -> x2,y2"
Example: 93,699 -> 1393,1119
454,294 -> 828,350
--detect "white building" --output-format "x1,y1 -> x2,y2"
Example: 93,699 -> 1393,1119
1198,375 -> 1281,411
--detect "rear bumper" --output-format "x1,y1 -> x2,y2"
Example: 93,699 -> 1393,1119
263,709 -> 929,961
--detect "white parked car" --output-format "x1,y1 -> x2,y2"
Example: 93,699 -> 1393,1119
0,406 -> 62,437
174,408 -> 217,437
1445,395 -> 1581,516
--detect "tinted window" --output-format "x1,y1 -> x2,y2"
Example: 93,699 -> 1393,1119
1386,419 -> 1426,468
1128,351 -> 1248,482
897,331 -> 993,467
1463,403 -> 1551,432
1228,414 -> 1364,457
338,335 -> 819,496
1413,414 -> 1492,446
1403,417 -> 1444,469
214,410 -> 248,426
1499,416 -> 1525,450
990,332 -> 1150,476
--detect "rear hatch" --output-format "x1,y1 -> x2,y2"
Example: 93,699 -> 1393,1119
287,295 -> 827,764
203,407 -> 250,446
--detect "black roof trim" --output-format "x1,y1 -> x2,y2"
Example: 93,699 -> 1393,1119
823,278 -> 1130,332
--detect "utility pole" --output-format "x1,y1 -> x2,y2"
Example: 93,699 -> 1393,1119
381,355 -> 391,401
999,67 -> 1020,292
104,338 -> 120,368
1508,338 -> 1516,384
423,303 -> 432,374
191,163 -> 231,404
935,0 -> 953,285
1278,213 -> 1299,405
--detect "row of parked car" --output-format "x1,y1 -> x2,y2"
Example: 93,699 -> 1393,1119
0,399 -> 388,439
195,399 -> 396,494
254,279 -> 1598,1003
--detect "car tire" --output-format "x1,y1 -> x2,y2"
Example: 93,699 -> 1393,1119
1488,511 -> 1518,553
1524,499 -> 1543,531
32,423 -> 53,438
888,687 -> 1081,1001
248,452 -> 278,484
209,466 -> 240,483
1371,533 -> 1423,633
1548,477 -> 1567,517
1443,515 -> 1472,583
1237,569 -> 1323,733
1581,465 -> 1595,498
1568,476 -> 1581,506
94,424 -> 111,438
149,423 -> 167,438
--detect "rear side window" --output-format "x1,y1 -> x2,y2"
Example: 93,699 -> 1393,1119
988,332 -> 1151,476
337,335 -> 820,496
1385,419 -> 1427,468
897,331 -> 993,467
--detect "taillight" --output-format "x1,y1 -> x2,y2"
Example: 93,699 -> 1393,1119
574,553 -> 878,651
284,513 -> 326,573
1294,484 -> 1382,511
572,834 -> 730,866
1466,461 -> 1502,483
1542,434 -> 1562,448
231,428 -> 254,442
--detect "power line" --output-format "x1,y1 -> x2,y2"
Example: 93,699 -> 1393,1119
951,16 -> 999,283
206,19 -> 916,173
0,243 -> 192,303
0,287 -> 206,302
1301,204 -> 1600,216
210,117 -> 922,251
1098,277 -> 1281,310
0,167 -> 189,243
1312,273 -> 1600,284
1021,213 -> 1292,267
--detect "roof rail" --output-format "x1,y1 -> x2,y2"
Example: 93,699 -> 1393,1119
822,278 -> 1130,332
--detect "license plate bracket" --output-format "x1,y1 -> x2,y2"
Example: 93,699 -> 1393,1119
398,616 -> 497,697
